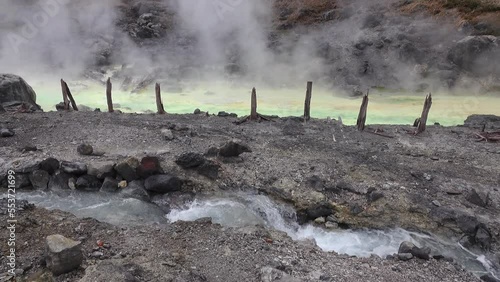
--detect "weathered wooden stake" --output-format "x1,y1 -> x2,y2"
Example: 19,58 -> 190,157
106,78 -> 114,113
250,87 -> 258,121
60,79 -> 70,111
61,79 -> 78,111
356,90 -> 369,131
415,93 -> 432,135
155,83 -> 166,114
304,81 -> 313,121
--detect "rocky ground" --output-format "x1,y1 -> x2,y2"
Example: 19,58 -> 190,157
0,110 -> 499,281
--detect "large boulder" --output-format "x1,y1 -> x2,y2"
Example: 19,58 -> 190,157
144,174 -> 181,194
45,235 -> 83,275
447,36 -> 500,76
0,74 -> 41,111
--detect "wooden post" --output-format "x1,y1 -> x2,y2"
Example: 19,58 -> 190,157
60,79 -> 70,111
250,87 -> 257,121
106,78 -> 114,113
155,83 -> 166,114
304,81 -> 313,121
415,93 -> 432,135
61,79 -> 78,111
356,90 -> 369,131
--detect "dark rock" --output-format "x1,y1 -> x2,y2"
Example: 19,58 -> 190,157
114,157 -> 140,182
194,108 -> 201,114
302,202 -> 333,220
218,111 -> 230,117
20,145 -> 37,152
45,234 -> 83,276
48,172 -> 71,190
87,161 -> 115,180
306,175 -> 327,191
464,115 -> 500,129
219,140 -> 251,157
466,189 -> 490,207
0,74 -> 42,111
100,177 -> 119,193
75,175 -> 102,191
144,174 -> 182,194
175,153 -> 205,168
39,158 -> 60,175
0,128 -> 14,137
448,36 -> 500,76
120,180 -> 150,202
60,161 -> 87,175
196,161 -> 220,180
29,170 -> 50,190
475,226 -> 492,250
77,144 -> 93,156
411,246 -> 431,260
137,156 -> 163,178
367,190 -> 384,203
350,203 -> 364,215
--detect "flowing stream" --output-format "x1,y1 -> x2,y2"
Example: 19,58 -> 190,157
12,191 -> 500,279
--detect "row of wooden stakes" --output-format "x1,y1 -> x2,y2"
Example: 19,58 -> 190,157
60,78 -> 432,135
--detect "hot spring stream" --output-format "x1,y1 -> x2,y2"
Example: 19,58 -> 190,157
12,191 -> 499,279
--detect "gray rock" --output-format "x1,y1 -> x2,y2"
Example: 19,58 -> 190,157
325,222 -> 338,229
475,226 -> 492,250
397,253 -> 413,261
432,200 -> 441,207
0,74 -> 41,111
120,180 -> 150,202
161,129 -> 174,141
77,144 -> 93,156
0,128 -> 14,137
144,174 -> 181,193
60,161 -> 87,175
411,246 -> 431,260
480,274 -> 500,282
14,173 -> 31,189
194,108 -> 201,114
29,170 -> 50,190
45,234 -> 83,276
398,241 -> 415,254
39,158 -> 60,175
114,157 -> 139,182
464,115 -> 500,129
219,139 -> 251,157
175,152 -> 205,168
88,161 -> 115,180
100,177 -> 119,193
48,171 -> 71,190
12,159 -> 40,174
466,189 -> 490,207
75,175 -> 101,191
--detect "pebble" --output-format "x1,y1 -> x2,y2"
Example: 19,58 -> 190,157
77,144 -> 93,156
432,200 -> 441,207
398,253 -> 413,261
91,251 -> 104,258
118,180 -> 127,189
0,128 -> 14,137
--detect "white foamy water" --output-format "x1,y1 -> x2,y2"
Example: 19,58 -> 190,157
167,194 -> 499,278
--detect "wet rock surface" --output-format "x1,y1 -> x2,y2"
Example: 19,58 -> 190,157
0,111 -> 499,280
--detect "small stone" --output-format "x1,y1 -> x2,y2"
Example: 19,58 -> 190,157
29,170 -> 50,190
423,173 -> 432,181
325,222 -> 338,229
161,129 -> 174,141
60,161 -> 87,175
0,128 -> 14,137
314,217 -> 326,224
118,180 -> 127,189
91,251 -> 104,258
219,139 -> 251,157
77,144 -> 93,156
20,145 -> 37,152
218,111 -> 230,117
115,157 -> 140,182
432,200 -> 441,207
398,253 -> 413,261
144,174 -> 181,193
45,235 -> 83,275
175,152 -> 205,168
194,108 -> 201,114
